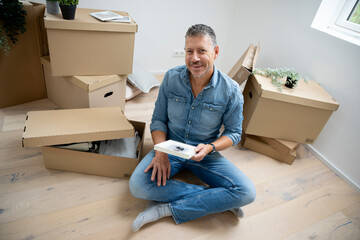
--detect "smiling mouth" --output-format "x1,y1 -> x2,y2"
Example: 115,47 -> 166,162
190,63 -> 204,69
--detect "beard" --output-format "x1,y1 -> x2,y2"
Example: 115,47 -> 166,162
189,62 -> 212,79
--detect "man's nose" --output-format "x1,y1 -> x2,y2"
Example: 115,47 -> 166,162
191,52 -> 200,62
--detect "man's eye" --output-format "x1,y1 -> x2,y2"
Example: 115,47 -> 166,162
199,49 -> 206,53
186,50 -> 193,54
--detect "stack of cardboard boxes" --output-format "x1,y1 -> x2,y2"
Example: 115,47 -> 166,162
41,8 -> 138,110
22,7 -> 146,179
229,44 -> 339,164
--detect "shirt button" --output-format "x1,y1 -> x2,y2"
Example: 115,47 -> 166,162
175,99 -> 178,102
186,134 -> 189,138
188,121 -> 192,124
192,107 -> 195,110
210,108 -> 213,110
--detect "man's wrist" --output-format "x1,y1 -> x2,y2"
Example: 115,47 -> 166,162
208,143 -> 216,154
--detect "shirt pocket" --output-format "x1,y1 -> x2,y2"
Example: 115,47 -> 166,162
200,103 -> 224,129
167,93 -> 187,118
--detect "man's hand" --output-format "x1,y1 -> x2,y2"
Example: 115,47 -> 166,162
191,143 -> 212,162
144,151 -> 171,186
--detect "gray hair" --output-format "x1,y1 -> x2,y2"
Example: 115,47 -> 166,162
185,24 -> 217,48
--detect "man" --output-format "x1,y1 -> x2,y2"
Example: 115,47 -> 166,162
129,24 -> 256,231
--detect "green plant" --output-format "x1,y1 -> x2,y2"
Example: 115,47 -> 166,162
0,25 -> 10,55
58,0 -> 79,6
253,67 -> 308,92
0,0 -> 27,49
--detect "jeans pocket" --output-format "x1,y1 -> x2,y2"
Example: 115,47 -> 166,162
168,93 -> 187,118
200,103 -> 223,129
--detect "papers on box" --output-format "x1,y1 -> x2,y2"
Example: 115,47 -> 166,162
90,11 -> 131,23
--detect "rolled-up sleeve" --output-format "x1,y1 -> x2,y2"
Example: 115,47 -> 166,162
221,84 -> 244,146
150,73 -> 169,134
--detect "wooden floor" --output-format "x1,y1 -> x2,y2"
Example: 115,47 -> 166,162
1,83 -> 360,240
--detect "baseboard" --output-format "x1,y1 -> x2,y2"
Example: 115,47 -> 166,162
305,144 -> 360,193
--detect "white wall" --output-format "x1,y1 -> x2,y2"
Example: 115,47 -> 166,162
77,0 -> 238,73
35,0 -> 360,189
223,0 -> 360,190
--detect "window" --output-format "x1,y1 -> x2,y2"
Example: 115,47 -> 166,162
336,0 -> 360,32
312,0 -> 360,46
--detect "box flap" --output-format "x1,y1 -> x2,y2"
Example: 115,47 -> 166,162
251,74 -> 339,111
44,8 -> 137,33
22,107 -> 134,148
71,75 -> 127,92
228,44 -> 252,78
252,45 -> 260,69
228,44 -> 260,86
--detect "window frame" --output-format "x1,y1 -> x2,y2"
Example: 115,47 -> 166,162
335,0 -> 360,33
312,0 -> 360,47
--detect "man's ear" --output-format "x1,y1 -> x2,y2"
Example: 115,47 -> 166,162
214,46 -> 219,59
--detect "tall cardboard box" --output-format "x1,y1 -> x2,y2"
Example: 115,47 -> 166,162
228,44 -> 260,87
44,8 -> 137,76
22,107 -> 145,179
0,2 -> 47,108
41,57 -> 126,110
242,74 -> 339,144
243,135 -> 297,165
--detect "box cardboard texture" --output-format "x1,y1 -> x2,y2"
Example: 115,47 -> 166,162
0,2 -> 47,108
257,135 -> 299,155
44,8 -> 138,76
22,107 -> 145,179
243,135 -> 297,165
242,74 -> 339,144
41,57 -> 126,110
228,44 -> 260,87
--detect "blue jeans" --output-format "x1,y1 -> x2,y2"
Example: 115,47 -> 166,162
129,150 -> 256,224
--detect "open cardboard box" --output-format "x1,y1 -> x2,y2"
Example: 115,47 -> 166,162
242,74 -> 339,144
44,8 -> 138,76
41,56 -> 126,110
22,107 -> 145,179
243,134 -> 297,165
228,43 -> 260,87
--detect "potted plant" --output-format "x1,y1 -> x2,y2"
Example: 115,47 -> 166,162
46,0 -> 60,15
0,0 -> 27,55
253,67 -> 308,92
58,0 -> 79,20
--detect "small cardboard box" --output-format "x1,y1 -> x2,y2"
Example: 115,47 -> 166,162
22,107 -> 145,179
243,135 -> 296,165
0,2 -> 47,108
243,74 -> 339,144
44,8 -> 138,76
256,136 -> 299,155
41,56 -> 126,110
228,44 -> 260,87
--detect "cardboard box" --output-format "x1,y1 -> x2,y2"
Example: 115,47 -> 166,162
242,74 -> 339,144
243,135 -> 296,165
228,44 -> 260,87
41,56 -> 126,110
22,107 -> 145,179
0,2 -> 47,108
256,136 -> 299,155
44,8 -> 137,76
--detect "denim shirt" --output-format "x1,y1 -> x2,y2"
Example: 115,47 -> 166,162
150,65 -> 244,146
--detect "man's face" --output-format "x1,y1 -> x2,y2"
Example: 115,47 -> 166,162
185,35 -> 219,80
